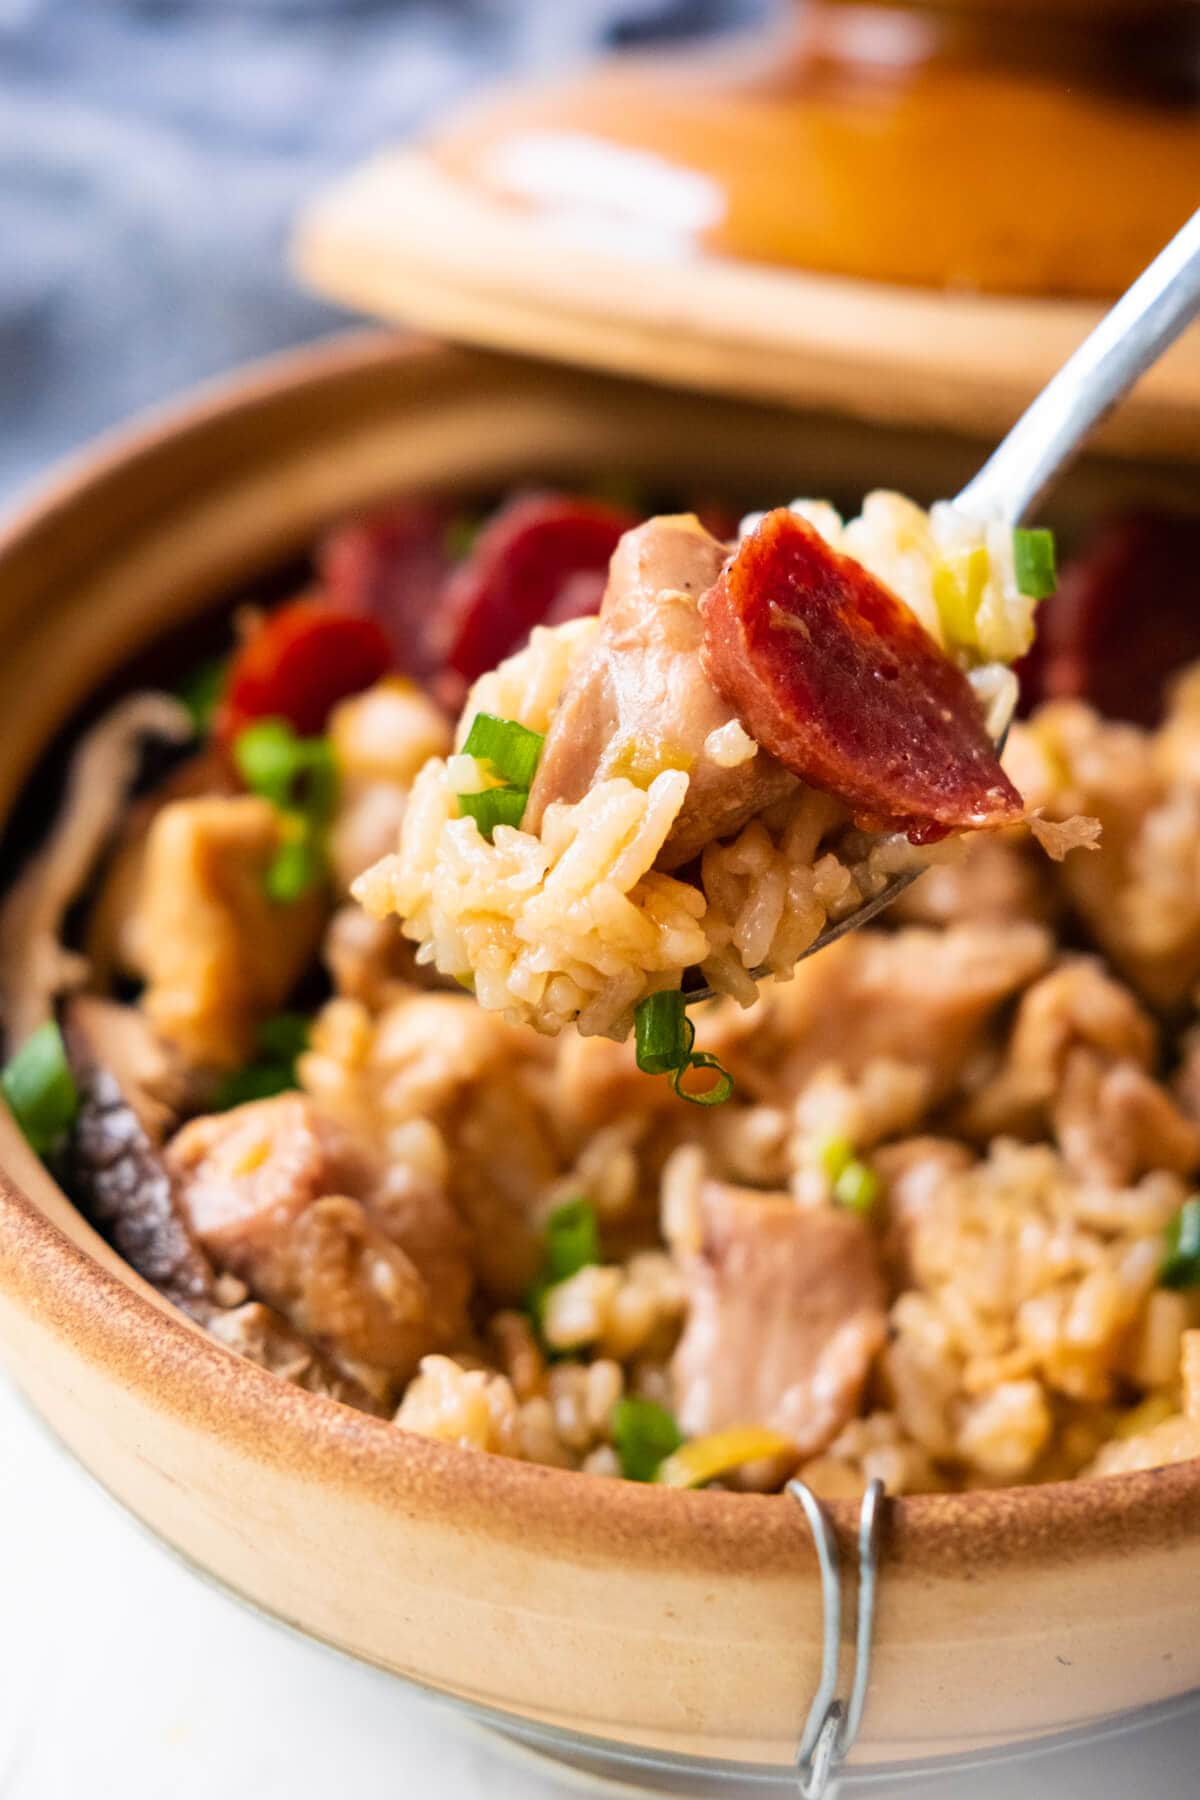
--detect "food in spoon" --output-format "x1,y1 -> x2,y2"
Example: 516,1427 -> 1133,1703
354,493 -> 1088,1043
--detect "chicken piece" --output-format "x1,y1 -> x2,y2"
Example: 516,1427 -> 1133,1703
1028,696 -> 1200,1010
207,1300 -> 389,1415
524,515 -> 798,869
307,992 -> 556,1301
130,795 -> 326,1069
168,1094 -> 378,1277
955,958 -> 1159,1144
167,1093 -> 471,1388
702,921 -> 1051,1109
284,1196 -> 457,1381
1054,1053 -> 1200,1187
670,1181 -> 887,1455
86,748 -> 238,987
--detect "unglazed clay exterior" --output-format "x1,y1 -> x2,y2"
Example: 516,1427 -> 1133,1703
0,335 -> 1198,1773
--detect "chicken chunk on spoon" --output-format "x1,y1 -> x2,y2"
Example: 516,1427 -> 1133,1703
524,514 -> 800,869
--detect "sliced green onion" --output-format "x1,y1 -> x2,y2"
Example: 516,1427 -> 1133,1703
461,712 -> 545,790
817,1134 -> 854,1182
211,1063 -> 297,1111
833,1158 -> 879,1216
611,1396 -> 683,1483
671,1052 -> 735,1108
265,834 -> 323,904
234,719 -> 336,902
234,718 -> 337,825
257,1012 -> 310,1066
544,1196 -> 600,1282
178,658 -> 227,737
234,717 -> 301,808
2,1021 -> 79,1157
634,990 -> 732,1106
1013,527 -> 1057,600
211,1013 -> 310,1112
635,990 -> 693,1076
457,786 -> 529,839
525,1197 -> 600,1341
1161,1197 -> 1200,1290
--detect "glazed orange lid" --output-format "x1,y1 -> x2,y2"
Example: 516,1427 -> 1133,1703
295,0 -> 1200,458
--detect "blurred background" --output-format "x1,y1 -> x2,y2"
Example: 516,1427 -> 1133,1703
0,0 -> 768,501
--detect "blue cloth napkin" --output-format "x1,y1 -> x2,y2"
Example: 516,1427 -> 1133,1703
0,0 -> 766,501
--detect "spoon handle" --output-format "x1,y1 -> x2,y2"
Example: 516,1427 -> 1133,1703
955,207 -> 1200,527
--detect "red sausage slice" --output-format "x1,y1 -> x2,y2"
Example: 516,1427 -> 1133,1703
439,493 -> 636,683
217,599 -> 393,745
699,509 -> 1023,842
319,501 -> 452,684
1018,512 -> 1200,726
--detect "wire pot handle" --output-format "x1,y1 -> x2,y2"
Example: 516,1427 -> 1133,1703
787,1477 -> 886,1800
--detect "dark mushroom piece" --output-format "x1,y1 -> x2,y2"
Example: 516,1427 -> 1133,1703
60,997 -> 386,1414
62,995 -> 215,1316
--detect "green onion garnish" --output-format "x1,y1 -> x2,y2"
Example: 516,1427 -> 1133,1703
611,1396 -> 683,1483
212,1014 -> 310,1112
461,712 -> 545,790
457,786 -> 529,839
210,1063 -> 297,1110
234,718 -> 337,823
544,1196 -> 600,1282
256,1012 -> 310,1066
1160,1197 -> 1200,1290
234,717 -> 303,808
233,719 -> 337,901
2,1020 -> 79,1157
634,991 -> 733,1107
671,1052 -> 734,1108
635,990 -> 693,1075
833,1158 -> 879,1216
1013,527 -> 1057,600
526,1196 -> 600,1338
264,833 -> 324,904
178,658 -> 227,737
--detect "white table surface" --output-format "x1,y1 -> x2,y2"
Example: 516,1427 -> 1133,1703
3,1366 -> 1199,1800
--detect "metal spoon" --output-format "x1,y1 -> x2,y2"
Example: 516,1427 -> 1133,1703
684,206 -> 1200,1006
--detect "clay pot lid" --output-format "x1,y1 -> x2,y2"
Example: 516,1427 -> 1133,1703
295,1 -> 1200,459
